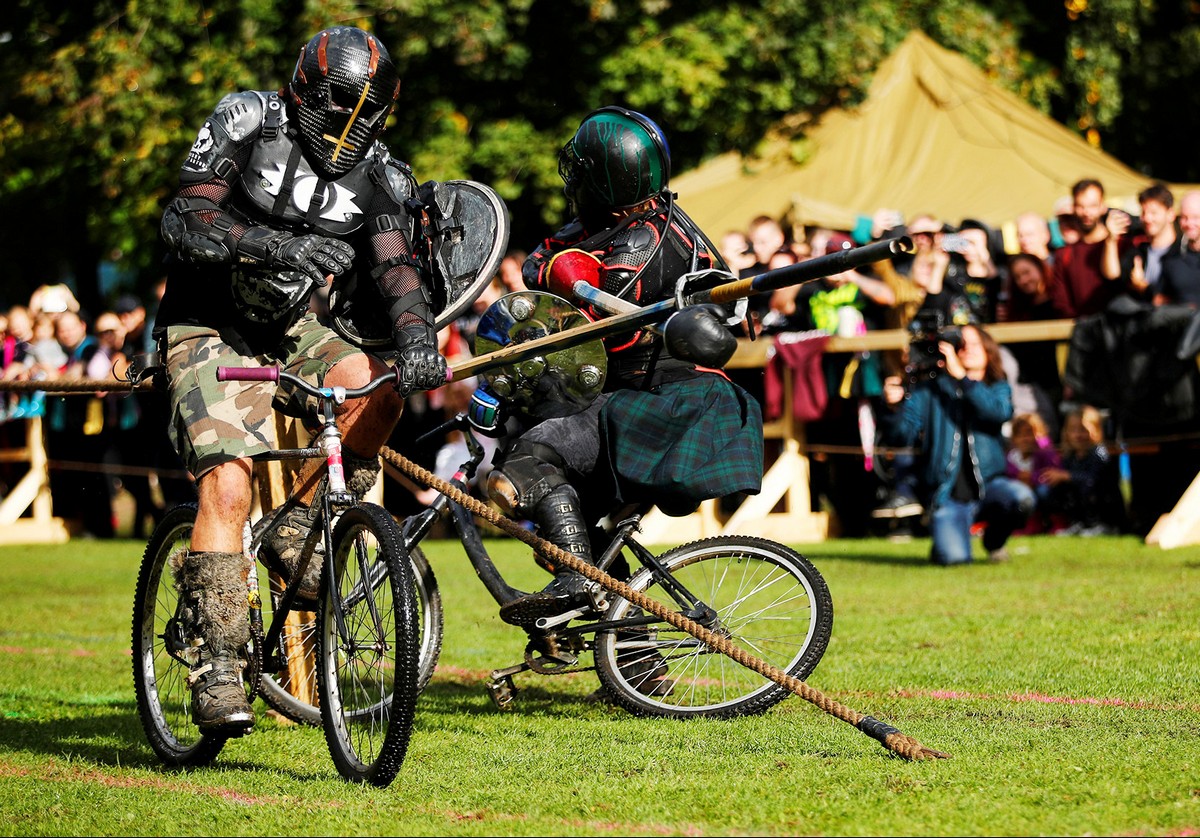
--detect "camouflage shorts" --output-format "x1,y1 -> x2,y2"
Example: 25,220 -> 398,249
163,314 -> 364,478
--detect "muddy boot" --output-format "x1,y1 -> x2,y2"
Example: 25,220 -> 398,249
189,650 -> 256,731
499,484 -> 596,628
258,500 -> 323,604
173,550 -> 255,733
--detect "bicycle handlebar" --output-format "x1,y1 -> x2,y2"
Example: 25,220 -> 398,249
217,364 -> 457,401
217,366 -> 279,383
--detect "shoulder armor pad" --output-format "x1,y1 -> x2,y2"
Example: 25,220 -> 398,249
381,156 -> 418,204
211,91 -> 271,144
181,91 -> 272,180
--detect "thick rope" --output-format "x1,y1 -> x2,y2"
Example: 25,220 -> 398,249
0,376 -> 948,757
379,444 -> 950,762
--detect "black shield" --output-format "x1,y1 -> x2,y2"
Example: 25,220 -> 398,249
329,179 -> 510,350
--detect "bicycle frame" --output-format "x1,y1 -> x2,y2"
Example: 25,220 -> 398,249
217,366 -> 397,679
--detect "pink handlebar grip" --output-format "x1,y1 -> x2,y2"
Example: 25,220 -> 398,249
217,366 -> 280,382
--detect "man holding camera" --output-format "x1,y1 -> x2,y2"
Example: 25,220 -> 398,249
1051,178 -> 1134,317
880,323 -> 1035,565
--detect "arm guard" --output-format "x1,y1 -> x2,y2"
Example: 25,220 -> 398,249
161,195 -> 241,263
160,93 -> 266,264
367,159 -> 437,351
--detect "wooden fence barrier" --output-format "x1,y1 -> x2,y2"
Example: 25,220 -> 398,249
5,317 -> 1200,549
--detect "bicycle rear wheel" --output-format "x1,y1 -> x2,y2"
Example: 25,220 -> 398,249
318,504 -> 419,787
258,541 -> 441,726
131,503 -> 228,766
594,536 -> 833,719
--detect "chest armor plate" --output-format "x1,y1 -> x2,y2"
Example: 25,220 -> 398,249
239,134 -> 376,237
603,217 -> 708,305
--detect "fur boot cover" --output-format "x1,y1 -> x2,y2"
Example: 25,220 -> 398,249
171,550 -> 251,654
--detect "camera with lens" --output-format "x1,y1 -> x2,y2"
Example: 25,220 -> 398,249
906,310 -> 962,381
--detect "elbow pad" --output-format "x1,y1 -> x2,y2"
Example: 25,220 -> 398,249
161,197 -> 236,263
664,304 -> 737,368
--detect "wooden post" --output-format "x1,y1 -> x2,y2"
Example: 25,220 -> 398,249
257,412 -> 318,710
0,416 -> 70,544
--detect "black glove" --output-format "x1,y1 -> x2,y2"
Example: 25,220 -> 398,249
238,229 -> 355,286
395,344 -> 448,395
663,304 -> 738,367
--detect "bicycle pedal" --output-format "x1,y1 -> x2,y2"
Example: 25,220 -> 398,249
533,606 -> 591,630
585,583 -> 609,614
486,673 -> 518,710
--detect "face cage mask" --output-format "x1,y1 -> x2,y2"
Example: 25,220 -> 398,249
293,93 -> 392,176
558,140 -> 588,214
291,40 -> 398,177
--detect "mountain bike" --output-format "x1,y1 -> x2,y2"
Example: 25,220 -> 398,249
131,364 -> 421,787
243,403 -> 835,720
411,415 -> 834,716
263,412 -> 834,721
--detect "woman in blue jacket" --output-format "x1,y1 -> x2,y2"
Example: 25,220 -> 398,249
880,323 -> 1035,564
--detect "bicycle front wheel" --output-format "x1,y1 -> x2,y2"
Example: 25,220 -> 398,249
259,540 -> 441,726
131,503 -> 228,766
317,504 -> 419,787
594,536 -> 833,719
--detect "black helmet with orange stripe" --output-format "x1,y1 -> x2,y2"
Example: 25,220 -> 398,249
286,27 -> 401,178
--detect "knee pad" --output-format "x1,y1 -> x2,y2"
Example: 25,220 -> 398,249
486,439 -> 569,516
171,550 -> 251,653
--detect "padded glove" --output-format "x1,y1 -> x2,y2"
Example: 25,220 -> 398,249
238,229 -> 355,286
395,344 -> 448,395
663,304 -> 738,368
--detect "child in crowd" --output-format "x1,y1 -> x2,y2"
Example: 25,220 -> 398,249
1042,405 -> 1128,536
1007,411 -> 1066,533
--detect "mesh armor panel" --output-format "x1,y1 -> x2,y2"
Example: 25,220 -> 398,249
177,148 -> 250,240
365,185 -> 427,332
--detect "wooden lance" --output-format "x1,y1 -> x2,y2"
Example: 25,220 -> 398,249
448,235 -> 913,382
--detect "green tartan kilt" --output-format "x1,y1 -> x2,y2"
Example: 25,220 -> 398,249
599,373 -> 764,516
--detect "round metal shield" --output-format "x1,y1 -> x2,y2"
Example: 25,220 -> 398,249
474,291 -> 607,421
426,180 -> 510,328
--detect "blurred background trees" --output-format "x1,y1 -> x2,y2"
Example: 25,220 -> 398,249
2,0 -> 1196,314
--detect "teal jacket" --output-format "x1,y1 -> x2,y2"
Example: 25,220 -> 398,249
879,373 -> 1014,507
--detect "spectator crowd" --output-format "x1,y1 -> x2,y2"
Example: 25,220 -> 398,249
719,177 -> 1200,546
2,178 -> 1199,549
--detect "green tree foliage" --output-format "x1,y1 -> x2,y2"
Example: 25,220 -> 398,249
0,0 -> 1195,310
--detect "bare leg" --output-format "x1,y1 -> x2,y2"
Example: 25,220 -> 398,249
192,458 -> 254,553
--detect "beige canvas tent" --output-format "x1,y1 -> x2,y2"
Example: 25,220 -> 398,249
673,30 -> 1158,237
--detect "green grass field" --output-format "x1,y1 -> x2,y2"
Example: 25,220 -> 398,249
0,531 -> 1196,836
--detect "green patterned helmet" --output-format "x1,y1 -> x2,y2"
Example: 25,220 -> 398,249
558,106 -> 671,213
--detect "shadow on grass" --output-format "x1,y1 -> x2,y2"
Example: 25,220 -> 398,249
417,673 -> 605,719
0,702 -> 329,781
